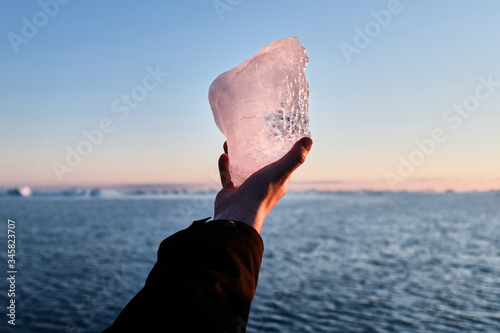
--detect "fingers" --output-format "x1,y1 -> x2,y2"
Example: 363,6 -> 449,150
274,137 -> 313,180
223,141 -> 228,154
218,153 -> 234,188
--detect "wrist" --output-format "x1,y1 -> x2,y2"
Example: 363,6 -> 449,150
214,210 -> 263,233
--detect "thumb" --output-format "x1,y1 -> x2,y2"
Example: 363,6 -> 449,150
218,153 -> 234,188
274,137 -> 313,180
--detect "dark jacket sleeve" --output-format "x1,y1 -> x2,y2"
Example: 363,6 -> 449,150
102,218 -> 264,333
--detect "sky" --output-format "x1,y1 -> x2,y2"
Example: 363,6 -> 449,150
1,0 -> 499,192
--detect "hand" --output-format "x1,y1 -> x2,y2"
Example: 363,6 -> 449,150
214,137 -> 313,233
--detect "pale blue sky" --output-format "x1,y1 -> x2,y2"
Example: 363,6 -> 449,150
1,1 -> 499,191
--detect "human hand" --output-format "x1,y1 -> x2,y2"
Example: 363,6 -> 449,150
214,137 -> 313,233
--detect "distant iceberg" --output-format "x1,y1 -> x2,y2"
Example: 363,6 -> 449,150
6,186 -> 32,197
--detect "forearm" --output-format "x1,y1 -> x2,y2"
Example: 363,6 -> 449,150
103,219 -> 264,333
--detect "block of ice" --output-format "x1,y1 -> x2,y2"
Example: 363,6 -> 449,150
209,36 -> 311,186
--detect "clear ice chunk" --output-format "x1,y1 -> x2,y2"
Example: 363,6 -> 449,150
209,36 -> 311,186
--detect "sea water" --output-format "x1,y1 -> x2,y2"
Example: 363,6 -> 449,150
0,192 -> 499,332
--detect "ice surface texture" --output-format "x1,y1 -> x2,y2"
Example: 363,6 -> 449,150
209,36 -> 310,186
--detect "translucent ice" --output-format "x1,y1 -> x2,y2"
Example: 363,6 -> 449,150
209,36 -> 311,186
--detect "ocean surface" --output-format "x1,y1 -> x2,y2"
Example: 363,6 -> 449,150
1,192 -> 499,332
